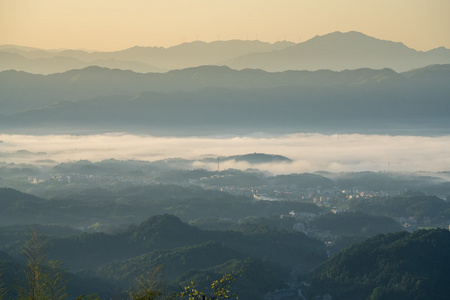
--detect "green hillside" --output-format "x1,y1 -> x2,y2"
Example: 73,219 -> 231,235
307,229 -> 450,299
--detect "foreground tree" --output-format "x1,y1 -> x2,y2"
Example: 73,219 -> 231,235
179,271 -> 244,300
45,260 -> 69,300
127,268 -> 244,300
76,294 -> 101,300
19,228 -> 68,300
0,272 -> 7,300
128,266 -> 164,300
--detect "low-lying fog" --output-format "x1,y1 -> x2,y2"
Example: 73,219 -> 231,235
1,133 -> 449,174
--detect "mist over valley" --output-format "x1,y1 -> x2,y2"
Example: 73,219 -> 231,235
1,133 -> 450,174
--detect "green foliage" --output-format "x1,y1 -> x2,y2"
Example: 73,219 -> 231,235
76,294 -> 101,300
1,214 -> 322,299
180,271 -> 244,300
330,235 -> 368,254
44,260 -> 69,300
176,258 -> 288,300
0,181 -> 326,230
97,242 -> 243,286
0,271 -> 7,300
230,216 -> 296,234
348,195 -> 450,222
20,228 -> 48,300
307,229 -> 450,299
19,228 -> 68,300
333,172 -> 436,191
268,173 -> 334,189
127,266 -> 164,300
189,219 -> 235,231
310,212 -> 404,237
51,214 -> 327,274
191,215 -> 299,234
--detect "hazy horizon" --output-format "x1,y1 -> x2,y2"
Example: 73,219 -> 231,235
1,1 -> 449,51
2,30 -> 449,53
1,1 -> 449,174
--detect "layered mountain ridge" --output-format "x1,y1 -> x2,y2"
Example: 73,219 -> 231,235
0,64 -> 449,135
1,31 -> 449,74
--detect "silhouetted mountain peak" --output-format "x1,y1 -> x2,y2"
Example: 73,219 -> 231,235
0,44 -> 42,51
117,45 -> 164,53
427,46 -> 450,53
223,31 -> 442,72
297,31 -> 413,53
58,66 -> 140,79
311,30 -> 370,40
225,153 -> 293,164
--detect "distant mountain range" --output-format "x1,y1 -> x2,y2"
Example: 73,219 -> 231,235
0,40 -> 294,74
1,31 -> 449,74
1,32 -> 449,136
1,64 -> 445,114
1,64 -> 449,135
224,31 -> 450,72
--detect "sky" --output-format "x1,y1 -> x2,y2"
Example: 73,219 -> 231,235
1,0 -> 449,51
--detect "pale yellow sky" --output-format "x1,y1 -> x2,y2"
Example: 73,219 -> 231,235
1,0 -> 449,51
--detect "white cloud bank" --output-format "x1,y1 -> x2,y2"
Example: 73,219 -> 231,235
1,133 -> 449,174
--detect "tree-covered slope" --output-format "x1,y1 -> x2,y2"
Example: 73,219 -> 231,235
348,194 -> 450,222
49,214 -> 327,273
310,212 -> 404,237
0,184 -> 325,228
268,173 -> 335,189
96,241 -> 244,285
174,258 -> 289,300
307,229 -> 450,300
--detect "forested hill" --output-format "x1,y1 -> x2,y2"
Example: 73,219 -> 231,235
0,185 -> 324,227
49,214 -> 327,273
307,229 -> 450,300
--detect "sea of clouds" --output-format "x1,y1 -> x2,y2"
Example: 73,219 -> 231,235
1,133 -> 449,174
